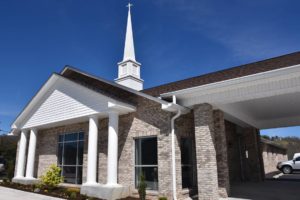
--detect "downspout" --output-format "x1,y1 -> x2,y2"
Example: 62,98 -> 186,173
171,95 -> 182,200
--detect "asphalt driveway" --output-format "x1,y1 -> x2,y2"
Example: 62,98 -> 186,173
0,186 -> 63,200
229,178 -> 300,200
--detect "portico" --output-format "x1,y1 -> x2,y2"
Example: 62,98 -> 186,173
11,73 -> 136,199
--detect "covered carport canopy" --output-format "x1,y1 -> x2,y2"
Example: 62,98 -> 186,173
160,63 -> 300,129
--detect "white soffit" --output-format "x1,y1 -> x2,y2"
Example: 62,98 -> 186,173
161,64 -> 300,106
12,74 -> 136,130
160,64 -> 300,129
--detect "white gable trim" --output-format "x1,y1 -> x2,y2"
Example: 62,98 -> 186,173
12,74 -> 136,131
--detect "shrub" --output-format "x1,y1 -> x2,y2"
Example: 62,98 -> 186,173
66,187 -> 80,193
64,187 -> 80,199
159,197 -> 168,200
40,164 -> 63,189
69,191 -> 77,199
138,173 -> 147,200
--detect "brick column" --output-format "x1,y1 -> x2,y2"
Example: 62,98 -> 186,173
213,110 -> 230,198
157,133 -> 172,199
243,127 -> 264,182
193,104 -> 218,200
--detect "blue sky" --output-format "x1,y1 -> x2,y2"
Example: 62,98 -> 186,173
0,0 -> 300,137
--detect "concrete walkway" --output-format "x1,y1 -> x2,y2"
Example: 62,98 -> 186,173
0,186 -> 64,200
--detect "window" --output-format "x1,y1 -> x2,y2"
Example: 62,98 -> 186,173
57,132 -> 84,184
296,157 -> 300,161
135,137 -> 158,190
181,138 -> 194,188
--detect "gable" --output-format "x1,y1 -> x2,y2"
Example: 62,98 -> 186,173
13,74 -> 136,130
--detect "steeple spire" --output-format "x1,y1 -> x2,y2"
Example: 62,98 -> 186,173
123,3 -> 135,61
115,3 -> 143,91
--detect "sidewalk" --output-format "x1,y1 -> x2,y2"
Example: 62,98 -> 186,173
0,186 -> 64,200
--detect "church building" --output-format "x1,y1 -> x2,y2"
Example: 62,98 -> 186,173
11,4 -> 300,200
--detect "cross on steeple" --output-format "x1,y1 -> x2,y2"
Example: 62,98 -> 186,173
127,2 -> 133,11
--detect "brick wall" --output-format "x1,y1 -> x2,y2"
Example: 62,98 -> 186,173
193,103 -> 219,200
225,121 -> 265,183
213,110 -> 230,198
36,122 -> 89,178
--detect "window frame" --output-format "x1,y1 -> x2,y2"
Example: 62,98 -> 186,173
134,136 -> 158,191
181,137 -> 195,189
57,131 -> 84,184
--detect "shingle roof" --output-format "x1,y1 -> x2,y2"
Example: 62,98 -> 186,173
60,66 -> 170,106
142,51 -> 300,97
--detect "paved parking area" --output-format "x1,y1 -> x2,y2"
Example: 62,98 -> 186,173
229,179 -> 300,200
0,186 -> 63,200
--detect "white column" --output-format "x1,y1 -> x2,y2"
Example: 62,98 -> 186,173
107,111 -> 119,185
15,130 -> 28,178
26,129 -> 37,179
86,115 -> 99,184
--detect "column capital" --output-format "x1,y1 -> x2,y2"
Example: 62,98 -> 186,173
108,110 -> 120,115
89,114 -> 99,120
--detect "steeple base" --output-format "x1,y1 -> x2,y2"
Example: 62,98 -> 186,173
115,75 -> 143,91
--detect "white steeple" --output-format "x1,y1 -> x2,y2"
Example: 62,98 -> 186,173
123,3 -> 135,61
115,3 -> 143,91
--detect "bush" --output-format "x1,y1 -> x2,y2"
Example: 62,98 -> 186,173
64,187 -> 81,199
138,173 -> 147,200
40,164 -> 63,189
69,191 -> 77,199
159,197 -> 168,200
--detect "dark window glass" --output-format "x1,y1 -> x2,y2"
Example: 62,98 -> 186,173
296,157 -> 300,161
57,132 -> 84,184
135,167 -> 158,190
64,142 -> 77,165
65,133 -> 78,141
77,167 -> 82,184
63,166 -> 76,183
58,135 -> 64,142
135,137 -> 157,165
181,138 -> 194,189
135,137 -> 158,190
79,132 -> 84,140
58,143 -> 63,165
78,141 -> 84,165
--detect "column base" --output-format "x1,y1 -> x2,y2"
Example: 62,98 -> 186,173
12,177 -> 39,185
80,183 -> 130,200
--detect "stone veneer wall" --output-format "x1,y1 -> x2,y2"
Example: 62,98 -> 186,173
261,142 -> 288,174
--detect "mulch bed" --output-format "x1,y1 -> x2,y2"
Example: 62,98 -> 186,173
0,181 -> 139,200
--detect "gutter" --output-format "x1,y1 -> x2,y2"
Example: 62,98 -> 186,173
162,96 -> 189,200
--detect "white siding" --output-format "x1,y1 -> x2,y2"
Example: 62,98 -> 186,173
22,79 -> 109,129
